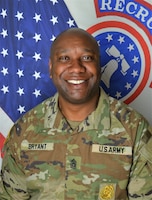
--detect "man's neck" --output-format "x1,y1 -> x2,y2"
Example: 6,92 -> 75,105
58,94 -> 99,122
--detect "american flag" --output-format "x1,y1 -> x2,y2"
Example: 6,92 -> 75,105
0,0 -> 77,164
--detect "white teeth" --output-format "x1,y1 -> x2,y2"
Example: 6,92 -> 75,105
67,80 -> 85,84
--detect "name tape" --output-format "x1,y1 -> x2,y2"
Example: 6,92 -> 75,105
92,144 -> 132,155
21,140 -> 54,151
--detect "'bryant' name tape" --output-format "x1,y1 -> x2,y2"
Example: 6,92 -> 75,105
21,140 -> 54,150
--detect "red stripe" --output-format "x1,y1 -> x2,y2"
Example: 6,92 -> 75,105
0,133 -> 6,158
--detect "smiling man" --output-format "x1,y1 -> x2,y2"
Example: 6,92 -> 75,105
0,28 -> 152,200
49,28 -> 101,121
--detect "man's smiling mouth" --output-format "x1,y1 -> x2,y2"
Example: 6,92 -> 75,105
67,80 -> 85,84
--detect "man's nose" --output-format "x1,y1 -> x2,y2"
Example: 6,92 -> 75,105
68,59 -> 86,73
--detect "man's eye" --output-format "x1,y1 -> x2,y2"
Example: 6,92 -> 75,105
58,56 -> 69,62
81,55 -> 94,61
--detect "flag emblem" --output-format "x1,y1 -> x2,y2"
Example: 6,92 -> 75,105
90,0 -> 151,104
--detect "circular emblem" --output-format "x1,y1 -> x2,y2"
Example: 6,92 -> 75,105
87,20 -> 151,104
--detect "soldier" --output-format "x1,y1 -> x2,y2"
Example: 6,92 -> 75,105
0,28 -> 152,200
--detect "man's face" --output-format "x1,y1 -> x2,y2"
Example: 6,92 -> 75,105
50,32 -> 101,104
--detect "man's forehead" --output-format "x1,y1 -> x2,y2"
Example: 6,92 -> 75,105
53,46 -> 96,54
50,29 -> 99,56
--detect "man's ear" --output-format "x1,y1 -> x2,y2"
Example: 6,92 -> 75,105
49,59 -> 52,78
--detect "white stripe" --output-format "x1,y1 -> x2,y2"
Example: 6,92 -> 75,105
0,107 -> 13,137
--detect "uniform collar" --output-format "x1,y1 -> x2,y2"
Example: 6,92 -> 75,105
44,88 -> 111,131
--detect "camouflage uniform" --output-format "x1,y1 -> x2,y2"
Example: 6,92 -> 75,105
0,88 -> 152,200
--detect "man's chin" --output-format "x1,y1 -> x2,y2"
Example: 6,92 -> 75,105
65,94 -> 90,104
